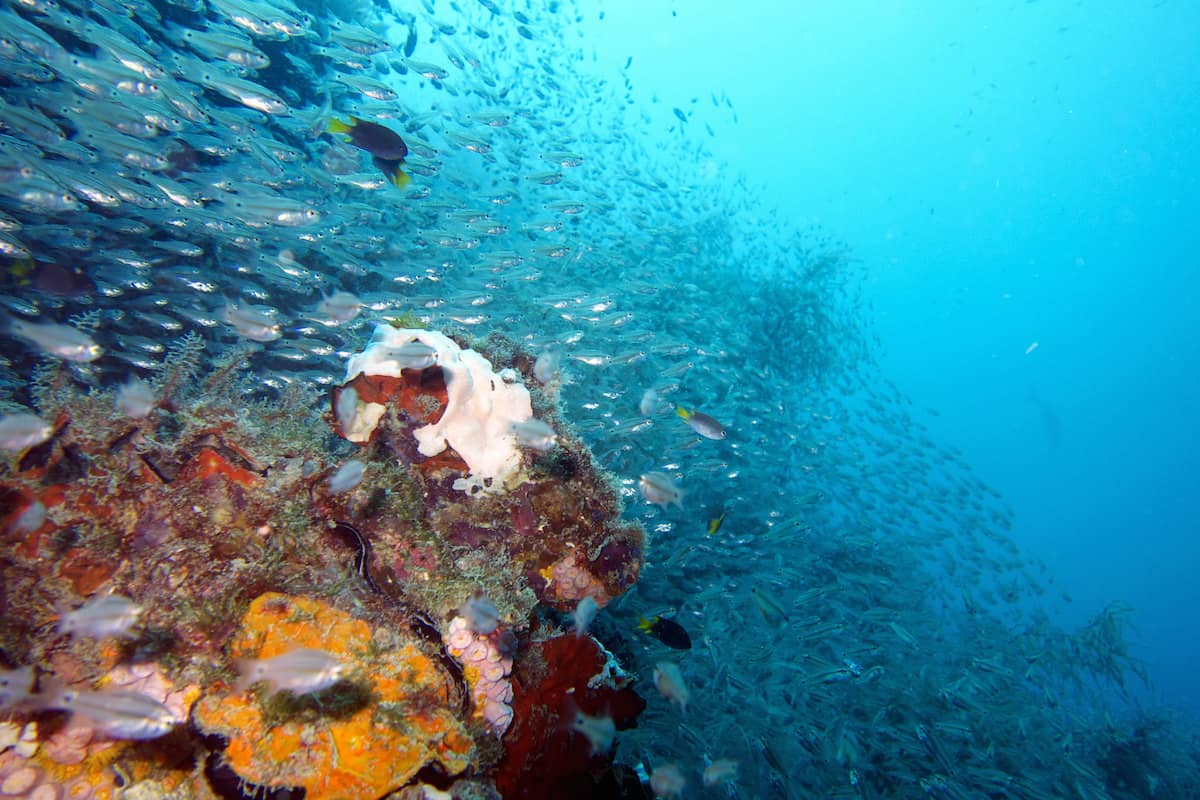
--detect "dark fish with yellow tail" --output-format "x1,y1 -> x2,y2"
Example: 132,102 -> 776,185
327,116 -> 411,188
706,512 -> 726,536
638,616 -> 692,650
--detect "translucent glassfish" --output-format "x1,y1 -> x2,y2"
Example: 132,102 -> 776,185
639,471 -> 684,509
510,418 -> 557,451
6,317 -> 102,362
35,681 -> 178,739
0,411 -> 53,452
236,647 -> 346,695
58,594 -> 142,639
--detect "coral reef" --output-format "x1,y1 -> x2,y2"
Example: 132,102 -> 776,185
0,331 -> 646,798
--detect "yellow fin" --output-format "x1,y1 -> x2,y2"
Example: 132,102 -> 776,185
675,406 -> 691,421
326,117 -> 353,135
390,168 -> 412,189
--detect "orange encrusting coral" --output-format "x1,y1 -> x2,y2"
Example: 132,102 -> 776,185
59,547 -> 119,595
184,447 -> 261,487
194,593 -> 474,800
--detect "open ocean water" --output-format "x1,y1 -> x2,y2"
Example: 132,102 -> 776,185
1,0 -> 1197,797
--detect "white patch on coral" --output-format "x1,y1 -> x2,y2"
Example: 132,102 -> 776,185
341,401 -> 386,443
588,639 -> 632,690
344,327 -> 534,495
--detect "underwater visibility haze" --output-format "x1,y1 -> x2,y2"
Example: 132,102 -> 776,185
0,0 -> 1197,798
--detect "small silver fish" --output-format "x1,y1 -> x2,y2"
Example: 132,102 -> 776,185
379,339 -> 438,370
222,301 -> 281,343
58,594 -> 142,639
751,586 -> 788,628
236,647 -> 346,694
0,665 -> 34,708
0,411 -> 53,452
639,472 -> 684,509
510,418 -> 557,451
114,378 -> 157,419
315,290 -> 361,324
573,596 -> 599,639
7,318 -> 102,362
38,681 -> 177,739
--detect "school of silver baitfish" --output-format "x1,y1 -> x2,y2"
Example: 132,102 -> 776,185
1,0 -> 1197,796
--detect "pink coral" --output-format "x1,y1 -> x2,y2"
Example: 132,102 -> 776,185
102,663 -> 194,723
39,663 -> 196,767
444,616 -> 514,734
41,717 -> 104,765
542,554 -> 610,608
0,750 -> 97,799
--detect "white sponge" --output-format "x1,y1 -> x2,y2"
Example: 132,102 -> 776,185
344,326 -> 534,495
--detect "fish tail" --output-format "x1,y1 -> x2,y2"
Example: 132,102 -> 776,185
675,406 -> 691,421
637,617 -> 652,632
232,659 -> 257,693
8,257 -> 34,282
389,167 -> 411,189
326,117 -> 353,135
32,676 -> 70,712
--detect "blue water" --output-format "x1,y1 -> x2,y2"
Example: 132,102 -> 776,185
587,0 -> 1200,715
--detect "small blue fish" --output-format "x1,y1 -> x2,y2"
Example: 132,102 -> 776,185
236,647 -> 346,695
562,698 -> 615,755
328,460 -> 366,493
460,595 -> 501,635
